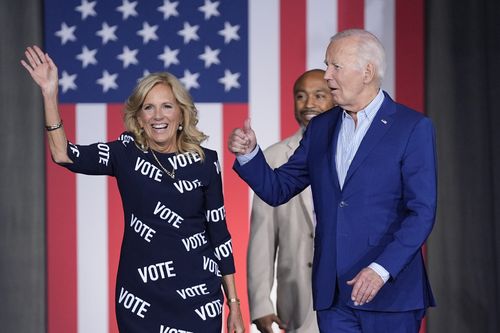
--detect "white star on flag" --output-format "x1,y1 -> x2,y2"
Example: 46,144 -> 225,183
47,0 -> 248,103
218,21 -> 240,44
218,69 -> 240,91
117,46 -> 139,68
116,0 -> 138,20
59,71 -> 78,93
137,22 -> 159,44
180,70 -> 200,90
198,0 -> 220,20
178,22 -> 200,44
76,45 -> 98,68
55,22 -> 76,45
158,46 -> 180,68
75,0 -> 97,20
96,22 -> 118,44
96,70 -> 119,92
198,46 -> 220,68
157,0 -> 179,20
139,70 -> 151,82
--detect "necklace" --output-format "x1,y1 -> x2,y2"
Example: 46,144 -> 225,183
150,149 -> 176,179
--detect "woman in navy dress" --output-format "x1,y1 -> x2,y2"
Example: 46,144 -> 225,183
22,45 -> 245,333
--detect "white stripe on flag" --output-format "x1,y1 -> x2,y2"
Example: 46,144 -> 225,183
197,103 -> 224,174
307,0 -> 338,70
76,104 -> 109,333
249,0 -> 280,151
365,0 -> 395,97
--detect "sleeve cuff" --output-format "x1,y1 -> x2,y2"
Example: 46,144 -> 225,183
235,145 -> 260,166
369,262 -> 390,283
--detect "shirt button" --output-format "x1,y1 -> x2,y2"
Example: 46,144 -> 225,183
339,201 -> 348,208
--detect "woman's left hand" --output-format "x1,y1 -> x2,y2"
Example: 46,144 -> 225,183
227,303 -> 245,333
21,45 -> 59,97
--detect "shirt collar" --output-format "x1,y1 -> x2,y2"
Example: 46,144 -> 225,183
342,89 -> 385,120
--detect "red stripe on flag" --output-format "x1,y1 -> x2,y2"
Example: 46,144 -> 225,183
106,104 -> 126,333
47,105 -> 77,333
395,3 -> 426,333
396,0 -> 424,113
337,0 -> 364,30
222,104 -> 250,330
280,0 -> 306,140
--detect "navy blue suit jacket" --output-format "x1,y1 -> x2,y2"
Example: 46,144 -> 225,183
234,92 -> 437,312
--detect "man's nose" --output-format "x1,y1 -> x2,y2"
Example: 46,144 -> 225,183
324,67 -> 333,80
305,96 -> 314,107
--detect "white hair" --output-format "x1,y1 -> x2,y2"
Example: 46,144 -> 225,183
330,29 -> 386,84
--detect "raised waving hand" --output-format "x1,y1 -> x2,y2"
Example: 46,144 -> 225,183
21,46 -> 71,163
21,45 -> 59,97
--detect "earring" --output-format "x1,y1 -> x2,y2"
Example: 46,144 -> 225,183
178,124 -> 183,131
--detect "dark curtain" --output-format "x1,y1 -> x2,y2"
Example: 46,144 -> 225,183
426,0 -> 500,332
0,0 -> 45,332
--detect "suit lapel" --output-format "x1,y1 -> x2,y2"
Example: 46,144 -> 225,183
286,130 -> 315,228
299,186 -> 314,229
343,94 -> 397,187
328,109 -> 343,191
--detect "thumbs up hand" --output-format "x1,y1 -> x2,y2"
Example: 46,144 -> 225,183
227,118 -> 257,156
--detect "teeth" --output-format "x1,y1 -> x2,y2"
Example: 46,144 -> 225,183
302,111 -> 319,117
304,113 -> 318,120
152,124 -> 168,129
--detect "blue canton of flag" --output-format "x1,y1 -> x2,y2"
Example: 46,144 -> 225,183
44,0 -> 248,103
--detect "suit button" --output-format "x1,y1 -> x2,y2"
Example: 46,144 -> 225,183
339,201 -> 348,208
309,233 -> 314,239
307,262 -> 312,268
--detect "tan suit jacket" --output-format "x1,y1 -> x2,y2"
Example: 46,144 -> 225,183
247,129 -> 318,331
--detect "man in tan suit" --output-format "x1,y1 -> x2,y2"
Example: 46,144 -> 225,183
248,69 -> 335,333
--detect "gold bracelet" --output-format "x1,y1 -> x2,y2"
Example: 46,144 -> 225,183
227,298 -> 240,305
46,120 -> 63,132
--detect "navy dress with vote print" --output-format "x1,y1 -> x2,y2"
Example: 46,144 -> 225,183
62,132 -> 235,332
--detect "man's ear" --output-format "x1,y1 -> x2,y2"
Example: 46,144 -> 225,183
363,63 -> 376,84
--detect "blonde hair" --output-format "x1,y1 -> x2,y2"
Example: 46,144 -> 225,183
124,72 -> 208,159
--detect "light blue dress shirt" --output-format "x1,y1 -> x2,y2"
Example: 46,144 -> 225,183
236,90 -> 390,283
334,89 -> 389,283
335,89 -> 384,189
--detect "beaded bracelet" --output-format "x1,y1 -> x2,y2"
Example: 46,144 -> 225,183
46,120 -> 63,131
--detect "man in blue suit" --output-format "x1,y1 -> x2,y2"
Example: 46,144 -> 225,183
228,29 -> 437,333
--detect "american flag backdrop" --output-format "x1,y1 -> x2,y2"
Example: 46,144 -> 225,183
44,0 -> 425,332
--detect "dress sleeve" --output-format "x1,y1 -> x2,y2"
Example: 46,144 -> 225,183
203,150 -> 236,276
60,137 -> 122,177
